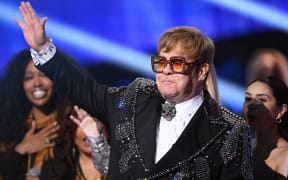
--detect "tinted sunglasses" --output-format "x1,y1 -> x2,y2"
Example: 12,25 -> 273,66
151,55 -> 200,74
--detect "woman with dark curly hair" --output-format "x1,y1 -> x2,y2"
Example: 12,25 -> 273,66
0,49 -> 69,179
243,76 -> 288,179
0,49 -> 110,180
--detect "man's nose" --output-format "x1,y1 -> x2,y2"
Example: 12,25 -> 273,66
162,63 -> 173,74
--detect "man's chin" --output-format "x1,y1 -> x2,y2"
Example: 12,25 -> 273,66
162,93 -> 176,101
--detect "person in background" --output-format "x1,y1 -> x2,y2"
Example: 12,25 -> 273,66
243,76 -> 288,179
246,48 -> 288,85
16,1 -> 253,179
60,104 -> 110,180
0,50 -> 110,180
0,50 -> 64,180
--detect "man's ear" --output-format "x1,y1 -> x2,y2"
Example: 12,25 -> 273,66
198,63 -> 209,81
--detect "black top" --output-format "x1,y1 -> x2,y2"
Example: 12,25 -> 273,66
253,151 -> 288,180
0,143 -> 71,180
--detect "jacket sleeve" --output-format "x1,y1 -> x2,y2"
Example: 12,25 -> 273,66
87,135 -> 110,176
219,124 -> 253,180
36,50 -> 114,125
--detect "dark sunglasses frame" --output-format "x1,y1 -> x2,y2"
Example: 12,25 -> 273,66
151,55 -> 200,74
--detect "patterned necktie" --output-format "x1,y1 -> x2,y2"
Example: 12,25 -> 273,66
161,102 -> 176,121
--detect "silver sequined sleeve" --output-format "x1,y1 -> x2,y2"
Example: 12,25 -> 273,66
87,134 -> 110,175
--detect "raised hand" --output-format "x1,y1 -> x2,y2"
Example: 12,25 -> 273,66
15,121 -> 60,154
70,105 -> 100,137
15,1 -> 50,51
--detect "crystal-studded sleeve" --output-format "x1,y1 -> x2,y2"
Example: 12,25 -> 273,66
87,134 -> 110,175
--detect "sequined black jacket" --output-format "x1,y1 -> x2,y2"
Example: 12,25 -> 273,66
37,51 -> 253,180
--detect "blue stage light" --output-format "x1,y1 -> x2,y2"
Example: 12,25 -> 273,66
205,0 -> 288,31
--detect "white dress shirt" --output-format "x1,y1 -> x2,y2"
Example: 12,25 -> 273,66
155,92 -> 204,163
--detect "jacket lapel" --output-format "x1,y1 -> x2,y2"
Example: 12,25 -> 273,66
135,94 -> 164,171
150,96 -> 230,174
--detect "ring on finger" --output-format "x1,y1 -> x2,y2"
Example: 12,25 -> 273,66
45,137 -> 50,144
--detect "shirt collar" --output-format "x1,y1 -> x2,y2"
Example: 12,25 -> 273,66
174,91 -> 204,119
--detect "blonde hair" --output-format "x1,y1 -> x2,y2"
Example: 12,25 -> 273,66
158,26 -> 215,65
158,26 -> 219,102
206,62 -> 219,102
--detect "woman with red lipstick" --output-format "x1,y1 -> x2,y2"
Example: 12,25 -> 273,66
243,76 -> 288,179
0,50 -> 68,179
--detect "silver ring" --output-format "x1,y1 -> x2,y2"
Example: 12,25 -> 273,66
45,137 -> 50,144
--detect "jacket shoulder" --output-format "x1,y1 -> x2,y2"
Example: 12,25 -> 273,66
107,77 -> 157,94
220,106 -> 246,125
131,77 -> 156,91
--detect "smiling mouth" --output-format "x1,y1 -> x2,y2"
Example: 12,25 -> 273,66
32,89 -> 46,98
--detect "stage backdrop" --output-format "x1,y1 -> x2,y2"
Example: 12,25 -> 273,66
1,0 -> 287,113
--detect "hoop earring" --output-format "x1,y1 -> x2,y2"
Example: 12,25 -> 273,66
276,117 -> 282,124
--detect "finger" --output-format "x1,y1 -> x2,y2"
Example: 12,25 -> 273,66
28,3 -> 47,28
73,105 -> 83,118
73,105 -> 82,117
43,133 -> 58,143
15,18 -> 25,30
25,1 -> 38,22
44,141 -> 55,148
40,121 -> 59,135
46,133 -> 58,142
76,107 -> 88,120
26,1 -> 38,17
43,132 -> 58,146
19,3 -> 31,27
74,105 -> 87,116
73,105 -> 80,112
20,2 -> 33,27
79,108 -> 89,117
40,17 -> 48,28
70,115 -> 81,126
27,121 -> 36,135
